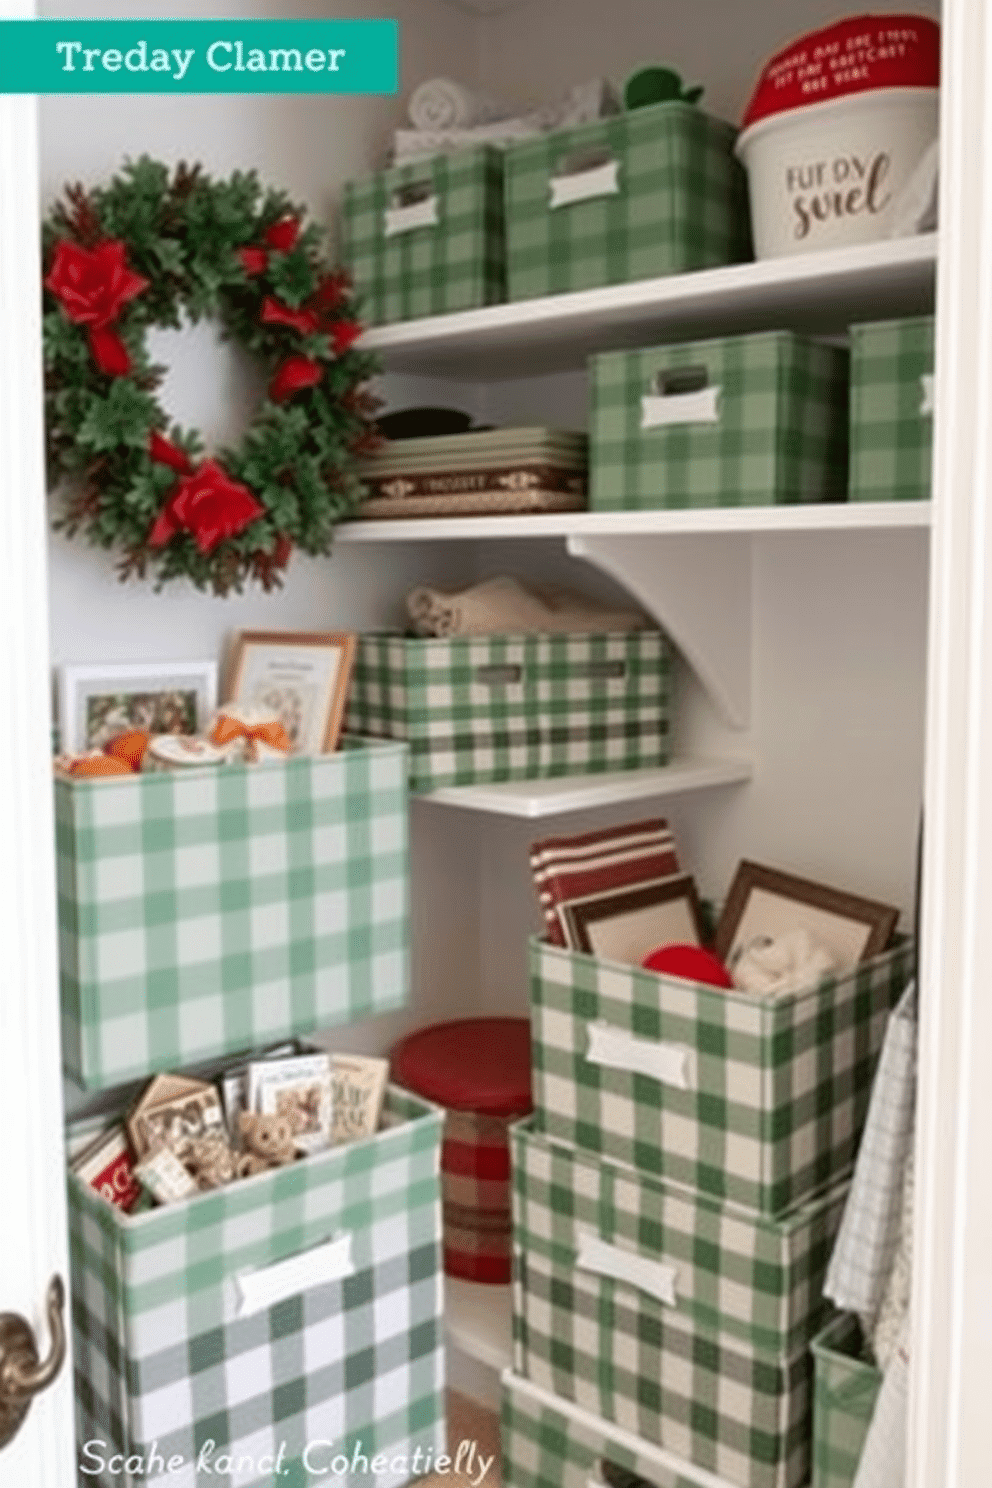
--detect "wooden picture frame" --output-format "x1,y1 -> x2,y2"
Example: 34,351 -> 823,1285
561,873 -> 706,966
713,859 -> 899,975
57,659 -> 218,754
224,630 -> 357,755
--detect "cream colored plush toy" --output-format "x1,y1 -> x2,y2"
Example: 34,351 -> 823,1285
237,1111 -> 297,1175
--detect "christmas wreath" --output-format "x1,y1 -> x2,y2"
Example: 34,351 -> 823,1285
42,156 -> 381,595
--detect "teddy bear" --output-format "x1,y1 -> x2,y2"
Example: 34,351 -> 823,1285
236,1111 -> 297,1176
183,1134 -> 238,1190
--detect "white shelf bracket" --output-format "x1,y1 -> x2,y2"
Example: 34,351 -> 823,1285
567,532 -> 752,729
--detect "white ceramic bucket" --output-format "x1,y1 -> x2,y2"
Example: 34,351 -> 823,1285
736,87 -> 939,257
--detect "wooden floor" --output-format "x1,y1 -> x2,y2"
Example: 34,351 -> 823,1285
420,1391 -> 502,1488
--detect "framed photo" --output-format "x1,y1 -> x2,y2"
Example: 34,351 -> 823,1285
58,659 -> 217,754
713,859 -> 899,975
225,630 -> 357,754
561,873 -> 706,966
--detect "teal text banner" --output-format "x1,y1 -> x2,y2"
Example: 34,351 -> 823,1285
0,19 -> 398,94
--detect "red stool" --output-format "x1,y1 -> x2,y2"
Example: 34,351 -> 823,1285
392,1017 -> 532,1284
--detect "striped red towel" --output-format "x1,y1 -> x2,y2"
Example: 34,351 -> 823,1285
529,818 -> 681,946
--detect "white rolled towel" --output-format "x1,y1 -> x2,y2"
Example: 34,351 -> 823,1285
409,77 -> 514,131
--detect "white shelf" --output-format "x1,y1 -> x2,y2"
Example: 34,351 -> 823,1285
338,500 -> 931,544
417,756 -> 753,818
445,1278 -> 513,1372
359,233 -> 937,378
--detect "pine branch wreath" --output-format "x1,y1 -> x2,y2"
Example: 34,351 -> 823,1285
42,156 -> 381,595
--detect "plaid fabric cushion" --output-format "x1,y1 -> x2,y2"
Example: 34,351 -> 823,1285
56,740 -> 409,1091
529,818 -> 681,947
589,332 -> 849,510
69,1087 -> 445,1488
511,1120 -> 847,1359
501,1364 -> 795,1488
848,316 -> 935,503
504,101 -> 750,301
442,1108 -> 518,1283
344,632 -> 671,793
529,935 -> 912,1215
811,1314 -> 882,1488
341,146 -> 505,324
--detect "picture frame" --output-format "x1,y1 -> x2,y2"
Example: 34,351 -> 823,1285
713,859 -> 899,975
57,659 -> 218,754
561,873 -> 706,966
224,630 -> 357,755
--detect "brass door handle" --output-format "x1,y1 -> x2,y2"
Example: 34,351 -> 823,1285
0,1276 -> 66,1450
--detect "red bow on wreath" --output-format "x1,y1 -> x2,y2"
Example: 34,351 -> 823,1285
147,437 -> 266,554
44,239 -> 148,376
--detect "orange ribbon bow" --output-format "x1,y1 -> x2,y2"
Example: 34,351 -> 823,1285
209,713 -> 293,759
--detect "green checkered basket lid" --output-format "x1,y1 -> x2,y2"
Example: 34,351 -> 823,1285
505,99 -> 751,300
341,145 -> 505,324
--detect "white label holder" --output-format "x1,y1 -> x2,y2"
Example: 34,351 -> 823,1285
641,385 -> 721,429
585,1020 -> 697,1091
384,195 -> 440,237
549,159 -> 620,209
920,373 -> 935,416
235,1231 -> 355,1318
575,1231 -> 679,1307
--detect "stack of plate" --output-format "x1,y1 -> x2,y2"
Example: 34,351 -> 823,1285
355,426 -> 588,519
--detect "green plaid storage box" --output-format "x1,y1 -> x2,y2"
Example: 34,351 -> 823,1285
810,1314 -> 882,1488
503,1365 -> 762,1488
69,1086 -> 445,1488
344,631 -> 671,793
529,933 -> 911,1215
589,331 -> 849,510
57,739 -> 409,1090
848,316 -> 935,502
510,1123 -> 847,1488
340,146 -> 505,324
504,101 -> 750,301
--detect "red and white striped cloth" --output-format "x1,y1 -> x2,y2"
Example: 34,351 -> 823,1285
529,818 -> 681,947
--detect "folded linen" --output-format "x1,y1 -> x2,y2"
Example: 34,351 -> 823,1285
406,575 -> 649,637
824,981 -> 917,1328
408,76 -> 514,131
871,1147 -> 914,1372
851,1320 -> 910,1488
393,77 -> 619,163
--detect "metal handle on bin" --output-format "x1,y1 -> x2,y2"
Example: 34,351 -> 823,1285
235,1233 -> 354,1318
549,146 -> 621,208
575,1232 -> 679,1307
641,365 -> 720,430
585,1020 -> 696,1091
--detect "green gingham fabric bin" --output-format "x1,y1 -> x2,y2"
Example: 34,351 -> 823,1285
340,146 -> 505,324
510,1123 -> 847,1488
589,331 -> 849,510
811,1314 -> 882,1488
343,631 -> 671,793
504,101 -> 750,301
57,739 -> 409,1090
503,1365 -> 765,1488
69,1086 -> 445,1488
848,316 -> 935,503
529,933 -> 911,1215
